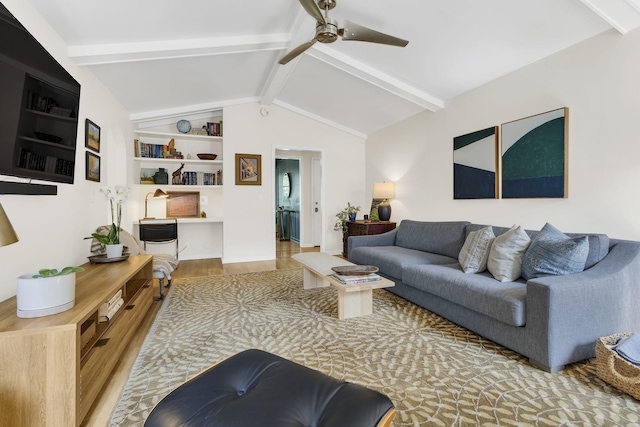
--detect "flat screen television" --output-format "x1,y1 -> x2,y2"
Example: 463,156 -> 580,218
0,3 -> 81,188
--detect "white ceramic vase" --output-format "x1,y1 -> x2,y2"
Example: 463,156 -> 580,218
16,272 -> 76,318
105,243 -> 124,258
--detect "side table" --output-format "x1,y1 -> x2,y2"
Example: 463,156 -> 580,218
344,220 -> 396,258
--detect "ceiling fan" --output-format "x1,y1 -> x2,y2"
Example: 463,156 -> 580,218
278,0 -> 409,65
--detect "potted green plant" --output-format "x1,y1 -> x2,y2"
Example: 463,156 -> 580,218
17,266 -> 84,318
334,203 -> 361,257
85,185 -> 129,258
333,202 -> 361,235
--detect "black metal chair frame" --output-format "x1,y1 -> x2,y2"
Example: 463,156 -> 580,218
139,218 -> 179,260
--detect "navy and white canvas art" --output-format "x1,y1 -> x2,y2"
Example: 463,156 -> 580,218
501,108 -> 568,198
453,126 -> 498,199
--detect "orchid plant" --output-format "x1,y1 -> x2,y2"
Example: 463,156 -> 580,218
86,185 -> 130,245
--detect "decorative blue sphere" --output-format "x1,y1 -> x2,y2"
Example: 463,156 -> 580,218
176,120 -> 191,133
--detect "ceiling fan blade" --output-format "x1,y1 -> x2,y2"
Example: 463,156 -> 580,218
340,20 -> 409,47
299,0 -> 326,25
278,39 -> 318,65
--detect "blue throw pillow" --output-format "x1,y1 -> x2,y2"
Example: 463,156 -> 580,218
521,223 -> 589,280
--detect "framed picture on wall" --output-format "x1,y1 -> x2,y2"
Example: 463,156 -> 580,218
235,153 -> 262,185
453,126 -> 499,199
501,107 -> 568,198
86,152 -> 100,182
85,119 -> 100,153
166,191 -> 200,218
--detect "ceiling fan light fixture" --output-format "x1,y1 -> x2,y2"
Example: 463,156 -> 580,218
278,0 -> 408,65
316,19 -> 339,43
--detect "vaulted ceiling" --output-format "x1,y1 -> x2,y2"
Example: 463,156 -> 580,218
27,0 -> 640,137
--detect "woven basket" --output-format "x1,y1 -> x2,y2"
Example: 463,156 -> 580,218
596,333 -> 640,400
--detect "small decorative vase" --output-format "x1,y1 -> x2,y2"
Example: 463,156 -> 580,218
349,213 -> 357,222
105,243 -> 124,259
153,168 -> 168,184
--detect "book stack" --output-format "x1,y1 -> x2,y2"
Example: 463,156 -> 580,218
99,289 -> 124,323
206,121 -> 223,136
330,273 -> 381,285
134,139 -> 183,159
181,170 -> 222,185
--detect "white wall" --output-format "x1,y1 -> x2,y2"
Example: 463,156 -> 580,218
0,1 -> 133,302
367,28 -> 640,240
223,103 -> 366,262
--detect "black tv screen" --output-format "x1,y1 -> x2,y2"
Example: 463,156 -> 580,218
0,3 -> 81,185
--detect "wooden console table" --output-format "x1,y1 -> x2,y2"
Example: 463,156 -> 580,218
0,255 -> 153,427
344,220 -> 396,258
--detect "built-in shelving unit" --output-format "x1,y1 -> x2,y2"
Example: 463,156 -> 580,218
131,116 -> 224,260
133,129 -> 223,188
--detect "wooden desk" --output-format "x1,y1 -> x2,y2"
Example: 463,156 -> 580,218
344,220 -> 396,257
0,255 -> 153,427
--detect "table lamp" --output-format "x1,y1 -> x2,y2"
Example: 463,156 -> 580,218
373,182 -> 395,221
144,188 -> 169,219
0,202 -> 19,246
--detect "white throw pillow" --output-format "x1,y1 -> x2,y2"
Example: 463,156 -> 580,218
459,226 -> 495,273
487,225 -> 531,282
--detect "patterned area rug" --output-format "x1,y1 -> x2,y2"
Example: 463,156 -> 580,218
110,269 -> 640,426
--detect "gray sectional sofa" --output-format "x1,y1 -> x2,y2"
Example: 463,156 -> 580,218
348,220 -> 640,373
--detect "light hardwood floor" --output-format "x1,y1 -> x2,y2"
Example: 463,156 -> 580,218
81,240 -> 319,427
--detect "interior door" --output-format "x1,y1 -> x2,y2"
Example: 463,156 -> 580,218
312,157 -> 322,247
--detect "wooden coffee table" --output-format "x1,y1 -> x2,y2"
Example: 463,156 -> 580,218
292,252 -> 394,320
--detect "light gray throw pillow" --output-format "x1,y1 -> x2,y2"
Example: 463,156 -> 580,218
459,226 -> 495,273
521,223 -> 589,280
487,225 -> 531,282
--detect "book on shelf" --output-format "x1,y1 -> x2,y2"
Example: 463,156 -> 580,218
98,289 -> 124,322
134,139 -> 183,159
206,121 -> 223,137
329,273 -> 381,284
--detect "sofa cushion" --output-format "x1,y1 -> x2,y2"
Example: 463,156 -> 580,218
395,220 -> 470,259
349,246 -> 457,280
571,233 -> 608,269
459,226 -> 495,273
468,223 -> 609,270
521,223 -> 589,280
403,263 -> 527,327
487,225 -> 531,282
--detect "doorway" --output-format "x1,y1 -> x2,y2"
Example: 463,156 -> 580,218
274,149 -> 322,251
275,158 -> 300,242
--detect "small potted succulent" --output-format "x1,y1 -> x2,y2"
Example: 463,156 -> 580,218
17,266 -> 84,318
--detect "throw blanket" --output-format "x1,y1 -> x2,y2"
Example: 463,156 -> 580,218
614,334 -> 640,366
91,226 -> 179,280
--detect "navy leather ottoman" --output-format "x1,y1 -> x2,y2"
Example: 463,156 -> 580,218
144,349 -> 396,427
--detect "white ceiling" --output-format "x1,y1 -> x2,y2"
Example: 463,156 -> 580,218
26,0 -> 640,137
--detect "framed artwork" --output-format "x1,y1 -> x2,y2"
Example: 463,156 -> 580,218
85,119 -> 100,153
85,152 -> 100,182
453,126 -> 499,199
501,107 -> 568,198
166,191 -> 200,218
369,199 -> 383,221
235,153 -> 262,185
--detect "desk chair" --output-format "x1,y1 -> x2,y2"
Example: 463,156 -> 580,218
90,226 -> 179,300
139,218 -> 179,259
